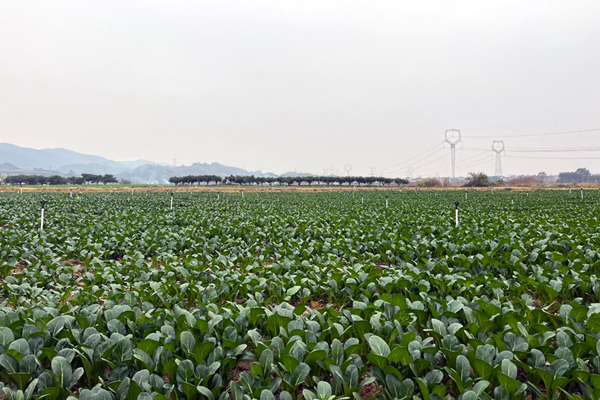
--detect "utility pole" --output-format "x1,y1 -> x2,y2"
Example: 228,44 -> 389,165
492,141 -> 505,178
444,129 -> 462,180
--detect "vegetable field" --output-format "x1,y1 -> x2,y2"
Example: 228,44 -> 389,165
1,190 -> 600,400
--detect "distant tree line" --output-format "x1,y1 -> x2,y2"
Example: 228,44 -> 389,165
169,175 -> 409,186
558,168 -> 600,184
168,175 -> 223,185
4,173 -> 118,185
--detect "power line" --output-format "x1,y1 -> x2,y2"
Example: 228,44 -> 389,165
463,146 -> 600,153
462,110 -> 600,131
510,147 -> 600,153
505,155 -> 600,160
382,146 -> 447,175
463,127 -> 600,139
379,142 -> 444,170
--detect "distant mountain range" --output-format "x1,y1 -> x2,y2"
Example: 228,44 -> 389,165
0,143 -> 311,184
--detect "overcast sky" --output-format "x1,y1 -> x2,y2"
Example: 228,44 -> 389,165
1,1 -> 599,177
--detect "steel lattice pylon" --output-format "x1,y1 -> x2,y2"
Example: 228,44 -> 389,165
492,141 -> 505,178
444,129 -> 462,179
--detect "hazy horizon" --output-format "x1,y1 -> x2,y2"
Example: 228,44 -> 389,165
1,1 -> 599,177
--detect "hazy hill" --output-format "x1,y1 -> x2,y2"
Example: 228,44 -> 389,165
0,143 -> 314,184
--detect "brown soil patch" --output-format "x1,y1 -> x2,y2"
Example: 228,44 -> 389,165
60,292 -> 75,306
359,383 -> 380,400
230,361 -> 252,383
308,300 -> 326,310
10,261 -> 28,275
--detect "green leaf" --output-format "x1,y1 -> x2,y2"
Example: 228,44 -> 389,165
180,331 -> 195,356
230,382 -> 244,400
456,355 -> 471,383
51,356 -> 73,390
0,327 -> 14,347
500,359 -> 517,380
115,378 -> 130,400
368,335 -> 391,358
113,339 -> 133,363
260,389 -> 275,400
177,360 -> 196,384
259,349 -> 273,377
550,359 -> 569,379
290,363 -> 310,387
192,342 -> 215,363
0,354 -> 19,374
385,374 -> 404,399
79,385 -> 112,400
197,385 -> 214,400
472,359 -> 495,381
316,381 -> 332,398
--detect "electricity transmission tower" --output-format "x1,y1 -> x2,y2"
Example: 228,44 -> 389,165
370,167 -> 376,177
329,166 -> 334,176
344,164 -> 352,176
444,129 -> 462,179
492,141 -> 505,177
408,167 -> 414,180
172,158 -> 177,168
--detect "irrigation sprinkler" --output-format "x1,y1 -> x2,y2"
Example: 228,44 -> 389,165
455,201 -> 459,227
386,195 -> 388,208
40,201 -> 46,230
131,187 -> 134,195
20,184 -> 23,195
465,190 -> 467,200
217,192 -> 220,200
170,192 -> 173,210
361,194 -> 364,204
581,188 -> 584,200
242,190 -> 244,200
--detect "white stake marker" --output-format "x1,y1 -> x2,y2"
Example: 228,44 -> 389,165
465,191 -> 467,200
361,194 -> 364,204
40,201 -> 46,230
131,187 -> 134,195
170,192 -> 173,210
386,196 -> 388,208
455,201 -> 459,227
581,188 -> 584,200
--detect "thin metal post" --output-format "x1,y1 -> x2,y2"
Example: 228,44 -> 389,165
40,201 -> 46,230
455,201 -> 459,227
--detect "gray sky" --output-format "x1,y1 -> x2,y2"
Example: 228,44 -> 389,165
1,1 -> 599,177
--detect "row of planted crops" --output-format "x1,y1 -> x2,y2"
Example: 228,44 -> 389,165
1,190 -> 600,400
